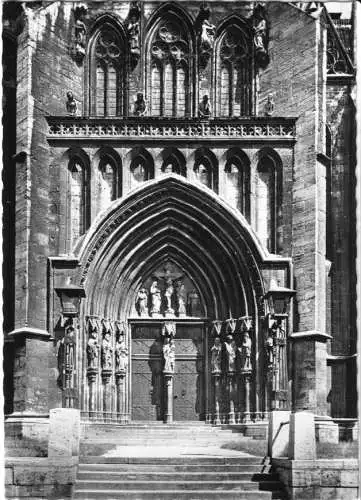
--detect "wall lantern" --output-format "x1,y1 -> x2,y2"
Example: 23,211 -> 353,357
56,285 -> 86,317
264,279 -> 296,317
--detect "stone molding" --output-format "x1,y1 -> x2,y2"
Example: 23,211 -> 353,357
289,330 -> 332,341
7,326 -> 52,340
46,117 -> 297,142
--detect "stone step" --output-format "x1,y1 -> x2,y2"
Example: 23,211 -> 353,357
75,479 -> 282,491
73,489 -> 284,499
77,471 -> 278,482
78,463 -> 270,473
80,456 -> 265,465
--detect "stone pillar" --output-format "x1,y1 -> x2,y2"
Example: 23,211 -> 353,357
102,370 -> 112,420
243,372 -> 251,423
227,373 -> 236,424
163,372 -> 174,424
116,371 -> 126,423
87,369 -> 98,417
212,373 -> 221,425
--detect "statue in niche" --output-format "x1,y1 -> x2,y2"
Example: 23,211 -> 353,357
176,281 -> 186,317
127,2 -> 141,65
211,336 -> 222,374
239,332 -> 252,372
265,94 -> 274,116
150,278 -> 162,315
87,327 -> 100,370
133,92 -> 148,116
224,334 -> 237,373
115,333 -> 128,373
163,336 -> 175,373
164,278 -> 174,314
196,5 -> 215,68
199,95 -> 211,118
101,331 -> 113,370
187,289 -> 201,317
72,5 -> 87,63
136,287 -> 149,317
265,332 -> 274,369
253,3 -> 269,67
66,91 -> 77,116
57,324 -> 76,389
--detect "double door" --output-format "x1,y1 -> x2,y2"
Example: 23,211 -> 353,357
131,322 -> 206,421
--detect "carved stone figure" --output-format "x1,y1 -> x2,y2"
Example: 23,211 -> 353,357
136,287 -> 149,316
176,281 -> 186,317
150,278 -> 162,315
115,334 -> 128,373
101,331 -> 113,370
57,324 -> 76,389
253,4 -> 269,66
164,278 -> 174,314
163,336 -> 175,373
196,5 -> 215,68
239,332 -> 252,372
265,94 -> 274,116
199,95 -> 211,118
187,289 -> 201,317
87,327 -> 99,369
66,91 -> 77,116
201,18 -> 215,52
72,5 -> 87,63
133,92 -> 147,116
211,336 -> 222,374
224,334 -> 236,373
265,333 -> 274,368
127,2 -> 141,65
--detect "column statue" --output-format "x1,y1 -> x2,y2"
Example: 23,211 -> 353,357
239,332 -> 252,372
211,336 -> 222,374
87,327 -> 99,369
101,331 -> 113,370
224,334 -> 236,372
115,334 -> 129,373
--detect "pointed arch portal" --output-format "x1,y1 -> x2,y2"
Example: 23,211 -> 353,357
70,175 -> 291,422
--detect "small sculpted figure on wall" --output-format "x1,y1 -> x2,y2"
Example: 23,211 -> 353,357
127,2 -> 141,67
163,336 -> 175,373
87,326 -> 100,370
72,5 -> 87,64
199,95 -> 211,118
196,5 -> 216,68
164,278 -> 174,315
252,3 -> 269,67
211,336 -> 222,374
176,281 -> 186,317
101,331 -> 113,370
136,287 -> 149,316
57,323 -> 76,389
224,334 -> 237,373
150,278 -> 162,316
66,91 -> 77,116
133,93 -> 148,116
239,332 -> 252,372
115,333 -> 128,373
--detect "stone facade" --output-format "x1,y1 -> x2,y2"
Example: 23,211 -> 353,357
3,0 -> 357,485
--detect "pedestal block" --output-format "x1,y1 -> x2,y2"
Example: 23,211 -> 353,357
289,411 -> 316,460
48,408 -> 80,458
268,410 -> 290,458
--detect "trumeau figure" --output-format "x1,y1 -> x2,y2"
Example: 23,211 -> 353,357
199,95 -> 211,118
239,332 -> 252,372
224,334 -> 237,372
115,334 -> 128,372
133,92 -> 148,116
163,336 -> 175,373
87,327 -> 99,369
136,287 -> 149,316
66,91 -> 77,116
211,336 -> 222,374
101,331 -> 113,370
176,281 -> 186,317
150,278 -> 162,315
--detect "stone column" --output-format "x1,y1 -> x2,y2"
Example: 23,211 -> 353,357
102,370 -> 112,421
227,373 -> 236,424
163,372 -> 174,424
212,373 -> 221,425
115,371 -> 126,423
243,372 -> 252,423
87,368 -> 98,418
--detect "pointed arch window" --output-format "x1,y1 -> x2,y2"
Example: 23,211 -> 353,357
90,25 -> 125,117
131,156 -> 153,188
194,151 -> 218,192
68,157 -> 90,248
161,150 -> 186,177
148,19 -> 191,117
225,155 -> 250,218
255,155 -> 281,253
97,155 -> 119,213
216,25 -> 253,117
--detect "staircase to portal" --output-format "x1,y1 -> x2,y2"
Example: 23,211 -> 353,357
73,422 -> 286,499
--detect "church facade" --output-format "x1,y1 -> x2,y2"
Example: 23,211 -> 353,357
3,0 -> 356,449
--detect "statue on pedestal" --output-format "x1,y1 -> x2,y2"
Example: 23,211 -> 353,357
57,323 -> 76,389
265,94 -> 274,116
265,332 -> 274,369
211,336 -> 222,374
66,91 -> 77,116
150,278 -> 162,316
136,287 -> 149,316
115,334 -> 128,373
164,278 -> 174,315
133,92 -> 148,116
101,331 -> 113,370
199,95 -> 211,118
239,332 -> 252,372
224,334 -> 236,372
163,336 -> 175,373
87,327 -> 99,370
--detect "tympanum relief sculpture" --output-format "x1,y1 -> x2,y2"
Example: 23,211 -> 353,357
134,263 -> 203,318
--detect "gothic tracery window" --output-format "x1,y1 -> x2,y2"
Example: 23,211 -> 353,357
90,26 -> 125,116
148,21 -> 191,117
216,25 -> 253,117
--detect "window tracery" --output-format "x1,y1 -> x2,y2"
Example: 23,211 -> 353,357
217,26 -> 253,117
90,27 -> 124,117
148,21 -> 191,117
